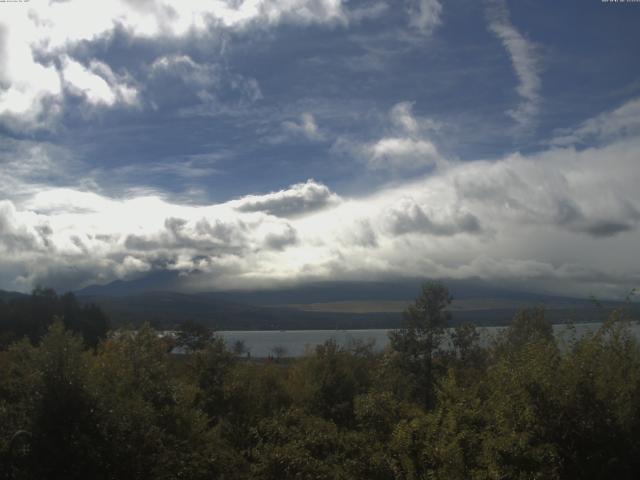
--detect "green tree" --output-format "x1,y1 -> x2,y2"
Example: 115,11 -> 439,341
90,323 -> 241,479
232,339 -> 247,357
498,306 -> 554,353
0,288 -> 109,349
388,281 -> 452,407
249,408 -> 393,480
27,321 -> 102,479
190,335 -> 236,422
288,339 -> 375,427
176,320 -> 213,352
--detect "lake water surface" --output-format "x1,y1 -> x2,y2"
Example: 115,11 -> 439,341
219,322 -> 640,357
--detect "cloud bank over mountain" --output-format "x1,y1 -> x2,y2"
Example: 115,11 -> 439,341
2,98 -> 639,297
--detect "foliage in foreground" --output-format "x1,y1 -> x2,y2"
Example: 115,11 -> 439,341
1,283 -> 639,479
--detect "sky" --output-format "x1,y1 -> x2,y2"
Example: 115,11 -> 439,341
0,0 -> 639,298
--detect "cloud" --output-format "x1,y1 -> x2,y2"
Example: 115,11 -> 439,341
0,14 -> 62,129
384,198 -> 482,236
368,137 -> 441,170
0,201 -> 49,254
0,0 -> 346,129
390,101 -> 441,134
390,101 -> 420,134
282,113 -> 323,141
233,179 -> 341,217
451,142 -> 640,238
551,97 -> 640,147
150,55 -> 214,86
61,56 -> 138,107
124,215 -> 249,255
347,2 -> 390,23
146,54 -> 262,111
2,131 -> 639,295
337,101 -> 444,171
1,93 -> 640,297
407,0 -> 443,35
264,224 -> 298,251
553,197 -> 640,238
340,219 -> 379,248
485,0 -> 541,129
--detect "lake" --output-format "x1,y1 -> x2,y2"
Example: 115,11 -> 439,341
218,321 -> 640,357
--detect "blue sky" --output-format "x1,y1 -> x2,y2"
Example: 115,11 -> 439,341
1,0 -> 640,298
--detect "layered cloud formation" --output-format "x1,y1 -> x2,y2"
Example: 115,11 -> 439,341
0,0 -> 638,298
2,97 -> 639,296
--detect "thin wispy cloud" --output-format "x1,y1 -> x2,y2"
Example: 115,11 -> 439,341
551,98 -> 640,147
408,0 -> 443,35
485,0 -> 541,130
282,113 -> 324,141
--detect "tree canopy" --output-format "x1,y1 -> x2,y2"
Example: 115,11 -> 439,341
1,284 -> 640,479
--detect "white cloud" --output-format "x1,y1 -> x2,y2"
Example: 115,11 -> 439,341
340,101 -> 444,171
486,0 -> 541,129
61,57 -> 138,107
147,54 -> 262,111
150,55 -> 214,86
390,101 -> 441,134
282,113 -> 323,141
390,101 -> 420,134
0,0 -> 346,129
233,179 -> 340,217
551,97 -> 640,147
0,201 -> 50,254
0,11 -> 62,129
383,197 -> 482,236
368,137 -> 441,170
347,2 -> 389,23
407,0 -> 443,35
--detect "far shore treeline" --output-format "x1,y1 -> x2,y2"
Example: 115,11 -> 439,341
1,282 -> 640,479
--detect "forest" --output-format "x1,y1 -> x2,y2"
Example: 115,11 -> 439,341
1,283 -> 639,479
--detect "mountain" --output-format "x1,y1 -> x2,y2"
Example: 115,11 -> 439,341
76,291 -> 401,330
77,273 -> 585,304
73,274 -> 628,330
0,290 -> 28,302
76,270 -> 184,297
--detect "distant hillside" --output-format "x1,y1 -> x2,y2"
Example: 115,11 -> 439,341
77,273 -> 596,304
76,291 -> 402,330
76,270 -> 183,297
0,290 -> 27,302
72,276 -> 633,330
